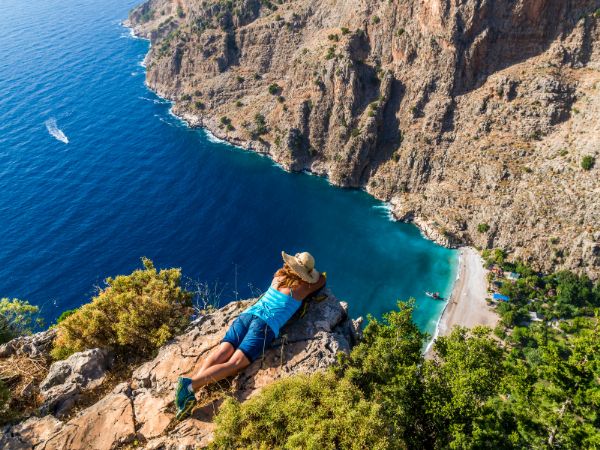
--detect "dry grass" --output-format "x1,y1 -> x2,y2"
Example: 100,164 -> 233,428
0,353 -> 49,424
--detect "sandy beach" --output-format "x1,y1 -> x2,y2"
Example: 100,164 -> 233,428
435,247 -> 498,339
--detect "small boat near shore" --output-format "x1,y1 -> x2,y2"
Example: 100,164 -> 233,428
425,291 -> 443,300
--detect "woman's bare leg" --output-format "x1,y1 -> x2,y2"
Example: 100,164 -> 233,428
197,342 -> 235,373
191,350 -> 250,391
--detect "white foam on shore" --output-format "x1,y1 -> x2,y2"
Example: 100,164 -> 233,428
156,116 -> 174,127
204,128 -> 231,145
372,203 -> 395,221
45,118 -> 69,144
138,96 -> 168,105
424,249 -> 463,354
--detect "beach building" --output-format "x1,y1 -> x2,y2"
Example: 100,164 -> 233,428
505,272 -> 520,281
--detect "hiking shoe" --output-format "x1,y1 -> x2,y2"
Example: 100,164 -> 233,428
175,377 -> 196,420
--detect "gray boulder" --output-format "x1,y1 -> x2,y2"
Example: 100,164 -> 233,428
39,348 -> 113,417
0,328 -> 57,358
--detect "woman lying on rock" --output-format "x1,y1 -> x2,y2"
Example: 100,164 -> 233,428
175,251 -> 326,420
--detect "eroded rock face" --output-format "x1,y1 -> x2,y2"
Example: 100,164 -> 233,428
44,393 -> 136,450
3,292 -> 358,449
0,328 -> 56,358
39,348 -> 113,417
126,0 -> 600,278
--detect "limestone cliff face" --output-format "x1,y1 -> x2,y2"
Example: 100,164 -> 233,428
127,0 -> 600,278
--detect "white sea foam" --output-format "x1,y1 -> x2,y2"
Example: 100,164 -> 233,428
138,96 -> 167,104
204,129 -> 229,145
45,118 -> 69,144
372,203 -> 395,221
155,115 -> 176,127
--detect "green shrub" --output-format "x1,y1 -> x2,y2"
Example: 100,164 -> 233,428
139,9 -> 154,23
477,223 -> 490,233
336,301 -> 426,448
350,128 -> 360,138
56,309 -> 77,325
253,113 -> 268,136
211,372 -> 389,450
372,16 -> 380,24
220,116 -> 231,126
51,258 -> 192,360
176,5 -> 185,18
581,155 -> 595,170
0,298 -> 41,345
268,83 -> 281,95
341,27 -> 350,35
194,101 -> 205,110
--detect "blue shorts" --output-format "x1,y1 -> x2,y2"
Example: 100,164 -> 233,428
222,313 -> 276,363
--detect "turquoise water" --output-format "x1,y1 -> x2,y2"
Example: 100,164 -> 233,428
0,0 -> 458,335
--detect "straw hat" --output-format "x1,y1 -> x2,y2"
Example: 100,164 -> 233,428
281,251 -> 320,283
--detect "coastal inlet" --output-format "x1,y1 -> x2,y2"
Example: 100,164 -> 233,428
0,0 -> 457,338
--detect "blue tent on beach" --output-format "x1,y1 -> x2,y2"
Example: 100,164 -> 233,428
493,293 -> 510,302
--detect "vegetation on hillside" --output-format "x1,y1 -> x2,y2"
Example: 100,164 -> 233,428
51,258 -> 192,360
0,298 -> 41,345
0,299 -> 46,424
212,287 -> 600,448
483,248 -> 600,326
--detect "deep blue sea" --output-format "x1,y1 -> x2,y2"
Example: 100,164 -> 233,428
0,0 -> 457,336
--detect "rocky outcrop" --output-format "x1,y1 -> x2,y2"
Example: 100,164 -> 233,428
126,0 -> 600,278
1,291 -> 358,449
39,348 -> 113,417
0,328 -> 56,358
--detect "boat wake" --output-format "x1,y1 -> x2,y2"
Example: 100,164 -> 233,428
45,118 -> 69,144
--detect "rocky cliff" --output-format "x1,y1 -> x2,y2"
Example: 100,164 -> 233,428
1,293 -> 359,449
126,0 -> 600,278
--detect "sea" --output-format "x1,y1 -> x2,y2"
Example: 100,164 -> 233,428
0,0 -> 458,337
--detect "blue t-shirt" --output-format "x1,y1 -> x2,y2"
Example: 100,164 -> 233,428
243,286 -> 302,336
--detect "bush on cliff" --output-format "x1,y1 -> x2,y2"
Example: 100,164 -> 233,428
212,296 -> 600,448
0,298 -> 41,345
212,302 -> 426,449
51,258 -> 192,360
212,372 -> 389,450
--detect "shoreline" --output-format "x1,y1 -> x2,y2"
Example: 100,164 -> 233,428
123,21 -> 494,341
427,247 -> 499,353
122,20 -> 463,253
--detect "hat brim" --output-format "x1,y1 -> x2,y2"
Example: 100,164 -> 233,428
281,251 -> 320,283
